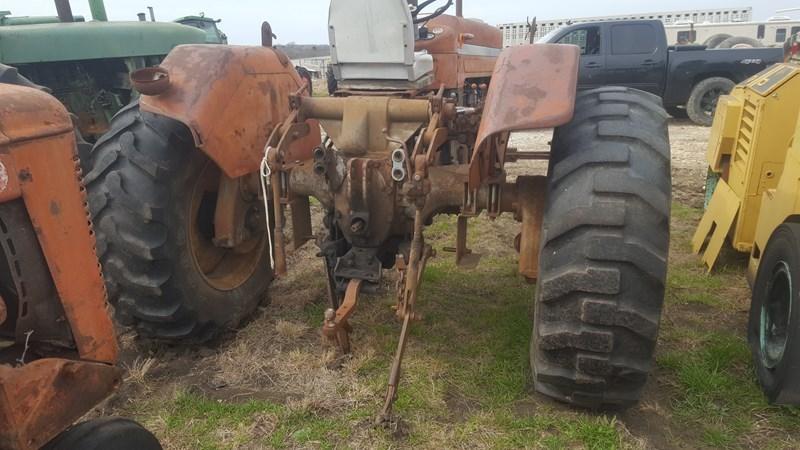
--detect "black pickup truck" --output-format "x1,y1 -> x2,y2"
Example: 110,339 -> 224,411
540,20 -> 784,125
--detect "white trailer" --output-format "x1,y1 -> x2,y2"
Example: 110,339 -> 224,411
666,17 -> 800,47
500,8 -> 800,49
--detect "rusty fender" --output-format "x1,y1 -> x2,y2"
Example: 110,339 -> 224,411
469,44 -> 579,188
136,45 -> 320,179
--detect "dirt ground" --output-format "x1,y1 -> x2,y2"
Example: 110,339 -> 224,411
507,118 -> 711,208
94,121 -> 800,449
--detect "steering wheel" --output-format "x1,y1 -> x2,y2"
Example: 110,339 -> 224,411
410,0 -> 454,24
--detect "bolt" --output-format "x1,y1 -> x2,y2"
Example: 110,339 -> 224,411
350,218 -> 366,233
414,174 -> 422,181
324,308 -> 336,323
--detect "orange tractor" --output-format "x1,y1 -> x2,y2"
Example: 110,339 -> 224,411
89,0 -> 671,417
0,68 -> 160,449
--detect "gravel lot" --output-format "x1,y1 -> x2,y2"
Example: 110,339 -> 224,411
508,118 -> 711,205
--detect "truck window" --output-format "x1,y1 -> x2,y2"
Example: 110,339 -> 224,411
677,30 -> 696,44
792,26 -> 800,37
611,24 -> 657,54
557,27 -> 601,55
777,28 -> 787,43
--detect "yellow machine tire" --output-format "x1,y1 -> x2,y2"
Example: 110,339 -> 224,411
748,223 -> 800,405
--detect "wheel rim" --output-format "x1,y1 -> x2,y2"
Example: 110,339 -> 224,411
188,162 -> 266,291
760,260 -> 793,369
700,87 -> 725,117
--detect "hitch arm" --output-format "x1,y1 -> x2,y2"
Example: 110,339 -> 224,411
378,207 -> 433,423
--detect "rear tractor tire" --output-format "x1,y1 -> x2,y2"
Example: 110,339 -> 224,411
748,223 -> 800,404
85,103 -> 273,341
531,86 -> 671,409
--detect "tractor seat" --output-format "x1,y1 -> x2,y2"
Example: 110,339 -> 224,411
328,0 -> 434,90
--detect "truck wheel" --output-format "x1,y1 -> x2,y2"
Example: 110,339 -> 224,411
326,66 -> 338,96
43,418 -> 162,450
665,106 -> 688,119
85,103 -> 272,341
703,33 -> 732,49
748,223 -> 800,404
718,36 -> 763,49
531,86 -> 671,409
686,77 -> 735,126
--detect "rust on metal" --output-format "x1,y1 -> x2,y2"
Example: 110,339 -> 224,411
0,359 -> 122,450
0,85 -> 74,145
300,96 -> 430,158
0,84 -> 117,364
289,195 -> 313,250
190,163 -> 265,290
416,15 -> 502,89
0,155 -> 21,204
139,45 -> 320,178
322,279 -> 363,353
470,44 -> 579,188
446,215 -> 480,268
516,176 -> 547,281
0,84 -> 121,450
130,66 -> 171,96
16,132 -> 117,363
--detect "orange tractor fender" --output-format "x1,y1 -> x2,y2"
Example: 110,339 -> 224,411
135,44 -> 321,179
469,44 -> 580,188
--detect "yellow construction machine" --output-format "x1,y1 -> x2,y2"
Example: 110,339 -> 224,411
693,37 -> 800,404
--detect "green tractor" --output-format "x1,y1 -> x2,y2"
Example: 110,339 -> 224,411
175,14 -> 228,44
0,0 -> 226,142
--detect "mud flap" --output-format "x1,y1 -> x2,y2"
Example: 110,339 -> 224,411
692,179 -> 741,271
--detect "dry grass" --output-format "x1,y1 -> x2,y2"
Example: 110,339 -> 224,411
124,356 -> 157,385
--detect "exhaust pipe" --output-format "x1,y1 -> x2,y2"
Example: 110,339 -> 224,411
54,0 -> 74,22
148,6 -> 156,22
88,0 -> 108,21
137,12 -> 146,21
456,0 -> 462,17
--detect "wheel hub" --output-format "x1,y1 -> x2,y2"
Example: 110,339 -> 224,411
760,260 -> 793,369
188,162 -> 266,291
701,88 -> 724,117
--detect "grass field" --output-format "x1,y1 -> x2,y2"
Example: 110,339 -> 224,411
98,198 -> 800,449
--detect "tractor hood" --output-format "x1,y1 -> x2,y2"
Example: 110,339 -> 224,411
0,21 -> 206,65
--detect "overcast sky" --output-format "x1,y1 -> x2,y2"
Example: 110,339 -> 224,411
4,0 -> 799,44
